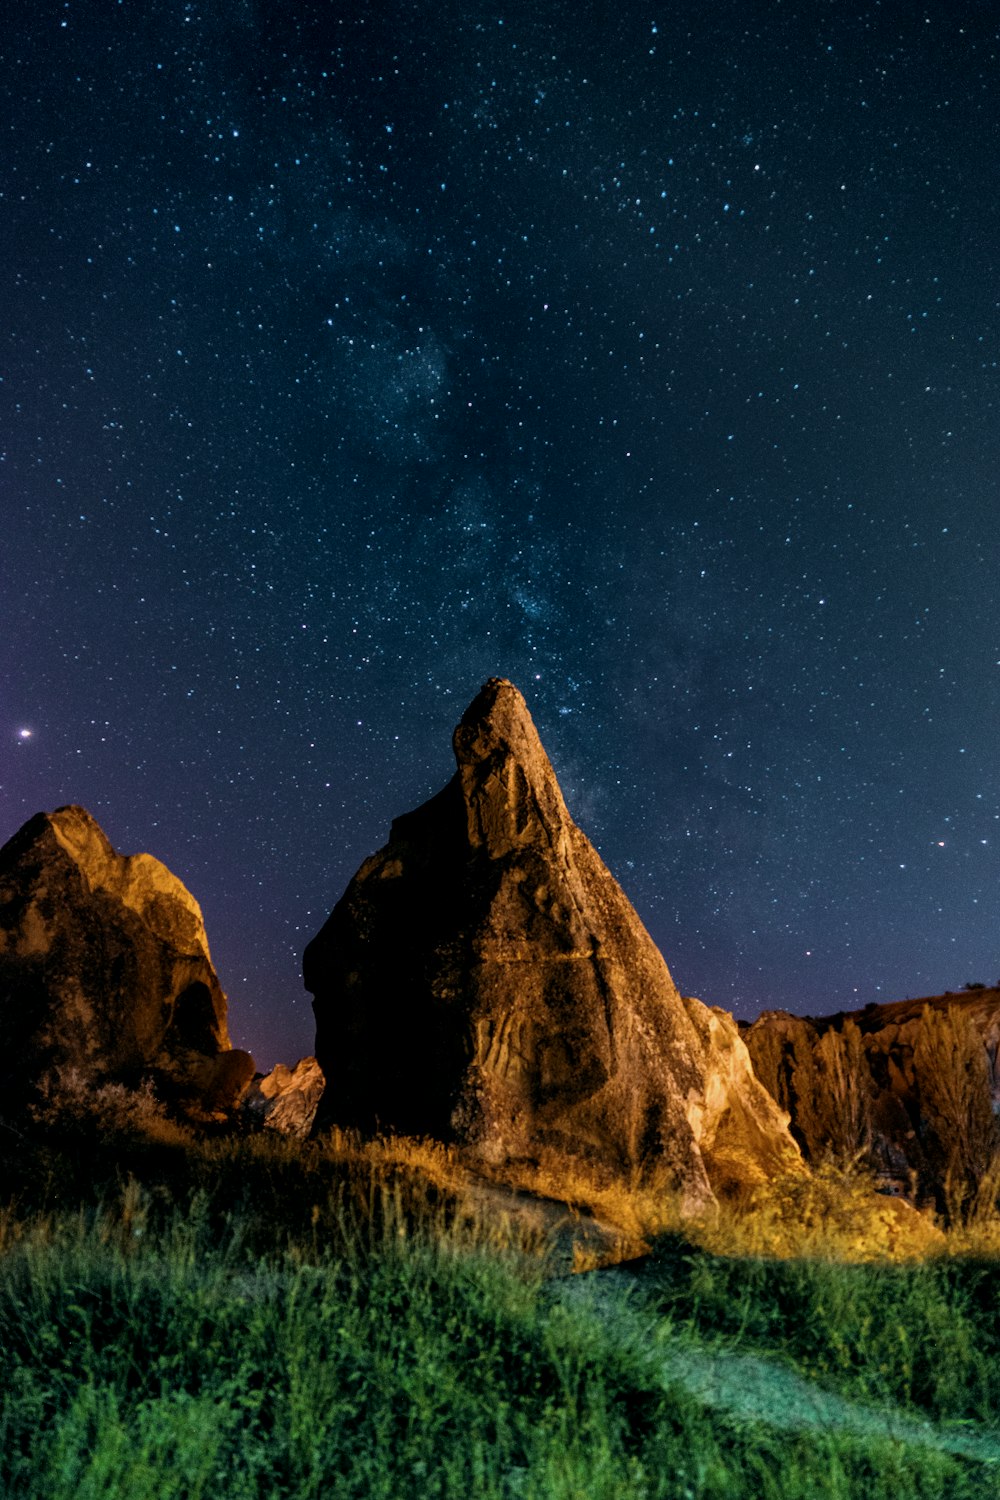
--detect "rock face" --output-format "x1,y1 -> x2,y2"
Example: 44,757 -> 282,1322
244,1056 -> 325,1137
0,805 -> 254,1113
744,991 -> 1000,1193
305,678 -> 801,1205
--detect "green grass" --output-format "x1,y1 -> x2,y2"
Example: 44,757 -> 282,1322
0,1178 -> 996,1499
648,1235 -> 1000,1426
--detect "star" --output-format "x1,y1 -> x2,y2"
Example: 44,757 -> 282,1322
1,4 -> 996,1065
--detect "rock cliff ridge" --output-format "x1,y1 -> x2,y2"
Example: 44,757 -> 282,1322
745,990 -> 1000,1197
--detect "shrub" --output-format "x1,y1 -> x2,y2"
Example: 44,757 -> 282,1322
28,1068 -> 191,1147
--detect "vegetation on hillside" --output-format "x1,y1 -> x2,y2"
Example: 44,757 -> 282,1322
1,1176 -> 997,1499
2,1093 -> 1000,1499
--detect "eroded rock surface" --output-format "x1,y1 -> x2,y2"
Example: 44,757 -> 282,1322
305,678 -> 801,1205
0,805 -> 254,1113
244,1056 -> 325,1137
744,990 -> 1000,1192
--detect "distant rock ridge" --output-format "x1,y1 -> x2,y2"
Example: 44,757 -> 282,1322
0,805 -> 254,1115
305,677 -> 801,1205
744,990 -> 1000,1193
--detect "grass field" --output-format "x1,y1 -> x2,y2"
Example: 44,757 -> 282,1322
1,1119 -> 999,1498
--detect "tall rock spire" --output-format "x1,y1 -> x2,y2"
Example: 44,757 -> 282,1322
305,678 -> 800,1204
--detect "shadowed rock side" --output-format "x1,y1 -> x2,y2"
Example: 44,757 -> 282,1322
0,805 -> 254,1114
305,679 -> 801,1206
744,991 -> 1000,1193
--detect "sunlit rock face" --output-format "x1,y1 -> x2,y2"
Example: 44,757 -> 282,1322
0,805 -> 254,1113
244,1056 -> 325,1138
305,678 -> 801,1205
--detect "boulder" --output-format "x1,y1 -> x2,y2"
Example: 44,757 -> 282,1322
305,678 -> 801,1206
244,1056 -> 325,1137
0,805 -> 254,1114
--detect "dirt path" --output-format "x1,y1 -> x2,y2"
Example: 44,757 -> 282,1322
552,1269 -> 1000,1467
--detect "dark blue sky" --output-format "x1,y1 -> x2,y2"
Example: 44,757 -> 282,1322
3,1 -> 998,1068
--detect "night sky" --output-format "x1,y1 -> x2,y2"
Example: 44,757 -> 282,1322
3,1 -> 998,1070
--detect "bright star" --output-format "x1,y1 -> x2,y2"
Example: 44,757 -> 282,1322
17,728 -> 32,740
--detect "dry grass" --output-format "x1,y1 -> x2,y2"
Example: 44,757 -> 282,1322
11,1077 -> 992,1270
321,1129 -> 696,1242
301,1133 -> 955,1268
689,1160 -> 945,1263
308,1129 -> 654,1268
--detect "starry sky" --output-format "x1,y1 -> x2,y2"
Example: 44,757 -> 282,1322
3,1 -> 998,1069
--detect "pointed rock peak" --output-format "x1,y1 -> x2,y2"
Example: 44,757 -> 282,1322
456,677 -> 534,745
306,681 -> 802,1203
454,678 -> 543,775
453,678 -> 571,859
45,803 -> 113,857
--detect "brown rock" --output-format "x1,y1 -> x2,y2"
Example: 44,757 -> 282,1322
244,1056 -> 325,1137
745,989 -> 1000,1196
736,1009 -> 819,1124
0,805 -> 253,1113
305,678 -> 801,1206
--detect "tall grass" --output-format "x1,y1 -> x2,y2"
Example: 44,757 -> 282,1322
2,1107 -> 999,1496
0,1177 -> 993,1499
649,1236 -> 1000,1424
640,1159 -> 1000,1430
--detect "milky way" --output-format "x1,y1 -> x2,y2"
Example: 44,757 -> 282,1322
3,2 -> 998,1066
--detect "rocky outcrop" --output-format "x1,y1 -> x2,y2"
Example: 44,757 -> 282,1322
244,1056 -> 325,1137
0,805 -> 254,1115
305,678 -> 801,1206
744,991 -> 1000,1194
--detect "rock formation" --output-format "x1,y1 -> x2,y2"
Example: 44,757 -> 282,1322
305,678 -> 801,1205
244,1056 -> 325,1137
0,805 -> 254,1115
744,990 -> 1000,1196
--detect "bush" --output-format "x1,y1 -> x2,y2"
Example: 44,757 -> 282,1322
792,1020 -> 875,1165
28,1069 -> 191,1146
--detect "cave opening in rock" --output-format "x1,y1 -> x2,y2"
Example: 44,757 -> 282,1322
170,982 -> 216,1053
